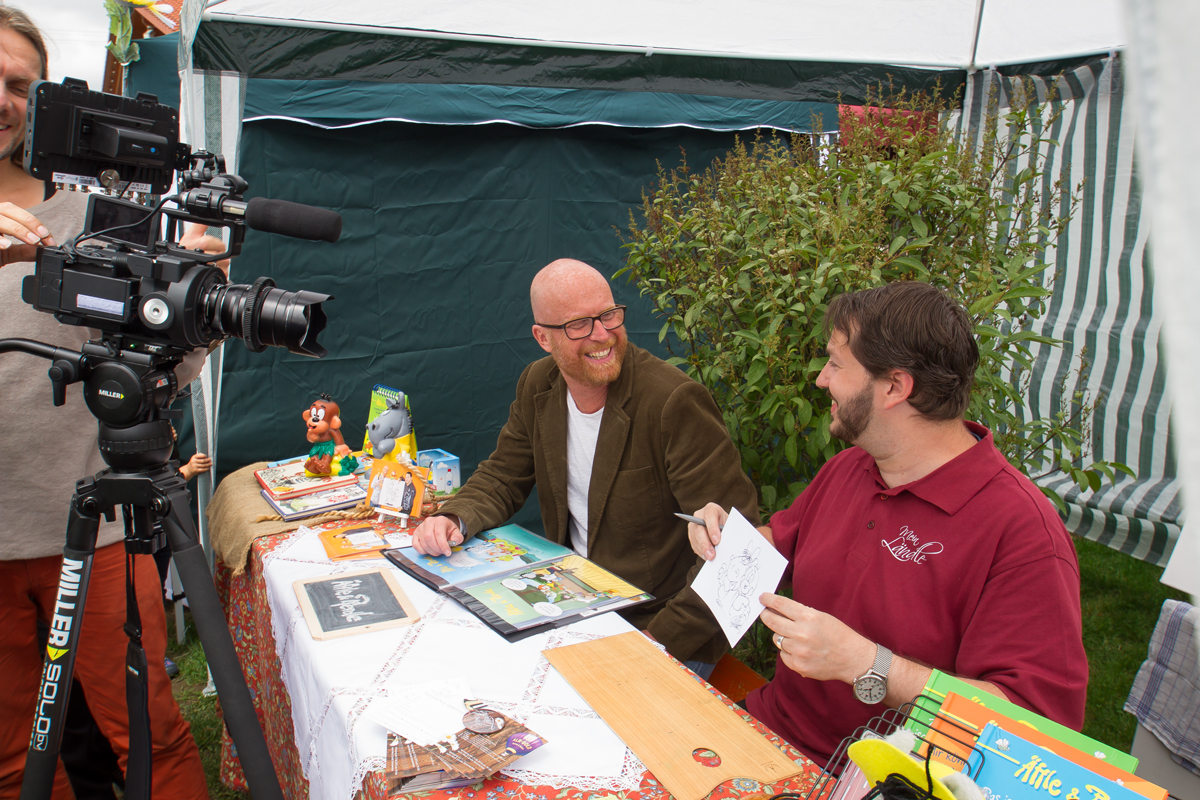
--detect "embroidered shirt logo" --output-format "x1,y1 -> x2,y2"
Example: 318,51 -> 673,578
882,526 -> 944,565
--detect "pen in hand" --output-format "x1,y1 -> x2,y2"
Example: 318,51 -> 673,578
674,511 -> 724,531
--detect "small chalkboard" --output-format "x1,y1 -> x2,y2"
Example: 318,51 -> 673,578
294,568 -> 420,640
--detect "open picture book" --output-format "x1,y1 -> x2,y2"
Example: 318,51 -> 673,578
383,524 -> 652,641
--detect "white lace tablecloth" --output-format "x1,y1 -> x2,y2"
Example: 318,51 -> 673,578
260,527 -> 648,800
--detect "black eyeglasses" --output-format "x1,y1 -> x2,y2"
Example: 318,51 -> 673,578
535,305 -> 626,340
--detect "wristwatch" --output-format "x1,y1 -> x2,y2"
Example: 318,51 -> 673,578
853,643 -> 893,704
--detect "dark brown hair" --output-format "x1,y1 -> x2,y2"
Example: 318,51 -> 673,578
823,281 -> 978,420
0,7 -> 49,80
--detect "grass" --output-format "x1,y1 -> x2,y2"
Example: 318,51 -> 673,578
169,534 -> 1187,793
166,613 -> 250,800
1074,536 -> 1189,749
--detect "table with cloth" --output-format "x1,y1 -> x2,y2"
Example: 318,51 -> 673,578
208,464 -> 824,800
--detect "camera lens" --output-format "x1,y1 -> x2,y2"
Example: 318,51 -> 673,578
199,279 -> 330,357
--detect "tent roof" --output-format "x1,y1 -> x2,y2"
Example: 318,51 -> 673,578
204,0 -> 1126,70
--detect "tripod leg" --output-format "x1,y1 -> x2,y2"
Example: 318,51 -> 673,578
158,487 -> 285,800
20,500 -> 100,800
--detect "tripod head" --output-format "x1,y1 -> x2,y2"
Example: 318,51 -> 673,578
0,335 -> 185,473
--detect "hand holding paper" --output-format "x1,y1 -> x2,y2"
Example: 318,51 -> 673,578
690,507 -> 787,647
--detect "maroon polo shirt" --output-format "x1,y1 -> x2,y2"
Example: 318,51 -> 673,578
746,421 -> 1087,767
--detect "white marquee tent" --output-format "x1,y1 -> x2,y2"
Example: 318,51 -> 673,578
171,0 -> 1195,591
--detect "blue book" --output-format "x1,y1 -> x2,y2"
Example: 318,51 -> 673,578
968,722 -> 1144,800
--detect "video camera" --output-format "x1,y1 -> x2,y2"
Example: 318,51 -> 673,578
21,78 -> 338,367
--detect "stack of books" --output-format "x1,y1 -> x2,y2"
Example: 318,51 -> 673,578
255,459 -> 367,520
900,670 -> 1166,800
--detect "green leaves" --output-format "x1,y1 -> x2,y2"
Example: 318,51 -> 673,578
621,83 -> 1135,516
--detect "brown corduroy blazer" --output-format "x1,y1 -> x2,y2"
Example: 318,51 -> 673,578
439,343 -> 760,663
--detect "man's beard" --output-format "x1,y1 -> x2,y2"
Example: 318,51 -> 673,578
550,331 -> 628,388
829,382 -> 874,443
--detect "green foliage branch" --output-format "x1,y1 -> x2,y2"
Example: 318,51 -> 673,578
619,81 -> 1132,516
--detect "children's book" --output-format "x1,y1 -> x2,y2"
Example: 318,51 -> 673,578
383,524 -> 653,641
260,484 -> 367,521
907,669 -> 1138,772
924,692 -> 1166,800
318,522 -> 402,561
968,723 -> 1146,800
255,459 -> 359,500
367,460 -> 430,519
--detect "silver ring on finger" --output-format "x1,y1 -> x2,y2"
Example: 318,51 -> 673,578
774,633 -> 785,650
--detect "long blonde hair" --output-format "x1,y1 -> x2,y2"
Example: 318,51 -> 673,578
0,6 -> 49,79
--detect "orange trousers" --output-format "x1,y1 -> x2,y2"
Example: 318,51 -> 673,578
0,542 -> 208,800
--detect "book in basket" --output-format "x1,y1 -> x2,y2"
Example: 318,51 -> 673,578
383,524 -> 653,641
260,484 -> 367,521
255,459 -> 359,500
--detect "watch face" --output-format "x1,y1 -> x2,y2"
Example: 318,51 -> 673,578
855,675 -> 886,704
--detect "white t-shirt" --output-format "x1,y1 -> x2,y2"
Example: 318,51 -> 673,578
566,393 -> 604,557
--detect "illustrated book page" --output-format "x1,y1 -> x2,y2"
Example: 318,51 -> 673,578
443,554 -> 653,634
383,523 -> 573,590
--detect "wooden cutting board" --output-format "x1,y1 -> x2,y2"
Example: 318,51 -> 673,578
543,631 -> 801,800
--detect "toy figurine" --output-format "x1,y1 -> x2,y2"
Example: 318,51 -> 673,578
366,395 -> 412,460
303,394 -> 359,476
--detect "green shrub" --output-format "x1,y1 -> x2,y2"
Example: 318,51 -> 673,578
619,82 -> 1130,514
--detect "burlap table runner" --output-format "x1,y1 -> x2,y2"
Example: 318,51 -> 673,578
208,462 -> 301,574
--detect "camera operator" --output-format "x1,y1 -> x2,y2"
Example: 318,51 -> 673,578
0,9 -> 210,799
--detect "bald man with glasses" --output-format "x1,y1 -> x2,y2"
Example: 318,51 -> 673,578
413,259 -> 759,674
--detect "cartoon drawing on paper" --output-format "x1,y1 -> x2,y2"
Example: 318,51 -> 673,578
716,546 -> 760,627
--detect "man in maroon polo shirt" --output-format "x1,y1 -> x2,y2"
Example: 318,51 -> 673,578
687,281 -> 1088,768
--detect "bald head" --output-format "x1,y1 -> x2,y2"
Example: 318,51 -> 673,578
530,258 -> 628,396
530,259 -> 613,323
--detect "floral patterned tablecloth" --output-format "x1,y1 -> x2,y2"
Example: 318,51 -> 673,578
214,525 -> 826,800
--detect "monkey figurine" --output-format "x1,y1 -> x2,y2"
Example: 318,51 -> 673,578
303,394 -> 358,476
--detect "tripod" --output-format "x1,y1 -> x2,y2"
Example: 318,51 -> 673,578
2,338 -> 284,800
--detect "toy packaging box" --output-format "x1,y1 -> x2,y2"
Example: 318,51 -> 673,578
362,385 -> 417,464
418,449 -> 460,495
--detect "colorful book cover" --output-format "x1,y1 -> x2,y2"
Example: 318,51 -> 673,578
925,692 -> 1166,800
261,484 -> 367,521
318,523 -> 394,561
445,554 -> 653,633
367,460 -> 429,518
968,723 -> 1146,800
386,524 -> 573,590
255,459 -> 359,500
362,385 -> 417,463
908,669 -> 1138,772
382,525 -> 652,639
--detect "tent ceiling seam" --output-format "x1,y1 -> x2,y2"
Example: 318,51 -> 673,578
202,11 -> 968,69
202,12 -> 1122,71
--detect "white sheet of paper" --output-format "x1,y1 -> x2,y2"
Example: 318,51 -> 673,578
691,507 -> 788,647
366,678 -> 473,746
507,714 -> 627,777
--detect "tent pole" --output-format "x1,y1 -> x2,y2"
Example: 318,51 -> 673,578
968,0 -> 986,73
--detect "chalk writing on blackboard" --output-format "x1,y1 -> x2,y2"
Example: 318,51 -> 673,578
295,568 -> 420,640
